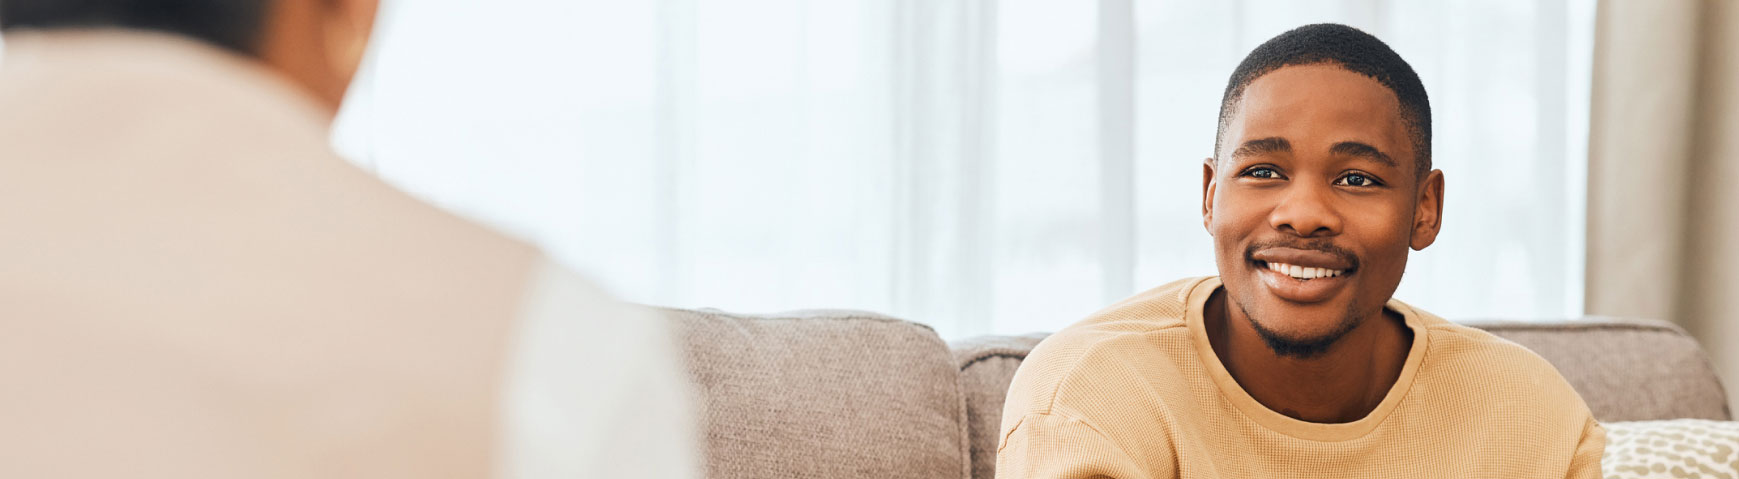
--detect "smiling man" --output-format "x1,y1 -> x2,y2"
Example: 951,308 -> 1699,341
996,24 -> 1603,478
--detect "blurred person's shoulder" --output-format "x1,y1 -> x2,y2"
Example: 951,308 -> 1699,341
0,30 -> 686,477
0,28 -> 548,308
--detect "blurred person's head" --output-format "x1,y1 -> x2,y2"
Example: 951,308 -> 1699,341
1202,23 -> 1444,358
0,0 -> 379,114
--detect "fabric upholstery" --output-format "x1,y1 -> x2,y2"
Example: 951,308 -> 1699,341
1469,318 -> 1731,422
668,308 -> 969,479
951,318 -> 1729,479
949,334 -> 1049,479
663,306 -> 1726,479
1603,419 -> 1739,478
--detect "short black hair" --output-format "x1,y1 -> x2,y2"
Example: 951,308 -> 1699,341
0,0 -> 272,55
1214,23 -> 1432,180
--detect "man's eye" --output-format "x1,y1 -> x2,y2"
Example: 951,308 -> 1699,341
1244,168 -> 1280,179
1336,173 -> 1379,187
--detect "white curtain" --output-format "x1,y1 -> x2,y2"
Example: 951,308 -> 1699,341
335,0 -> 1595,339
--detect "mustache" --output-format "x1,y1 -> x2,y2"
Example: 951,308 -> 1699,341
1244,238 -> 1361,272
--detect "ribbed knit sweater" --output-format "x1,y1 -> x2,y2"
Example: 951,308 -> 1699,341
996,276 -> 1604,478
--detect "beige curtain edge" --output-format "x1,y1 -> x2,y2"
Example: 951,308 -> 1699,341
1587,0 -> 1739,414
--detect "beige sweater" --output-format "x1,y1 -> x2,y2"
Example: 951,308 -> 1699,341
0,31 -> 693,478
997,276 -> 1604,478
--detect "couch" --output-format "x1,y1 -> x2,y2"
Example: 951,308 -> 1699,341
665,307 -> 1730,479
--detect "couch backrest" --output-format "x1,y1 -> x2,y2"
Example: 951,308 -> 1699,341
668,308 -> 970,479
1469,318 -> 1730,421
948,334 -> 1048,479
669,307 -> 1728,479
950,317 -> 1731,479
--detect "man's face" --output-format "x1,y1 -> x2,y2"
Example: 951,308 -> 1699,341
1203,63 -> 1443,356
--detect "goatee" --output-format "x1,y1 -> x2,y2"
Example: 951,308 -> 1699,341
1235,299 -> 1365,359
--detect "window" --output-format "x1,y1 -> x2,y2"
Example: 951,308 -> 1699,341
337,0 -> 1596,338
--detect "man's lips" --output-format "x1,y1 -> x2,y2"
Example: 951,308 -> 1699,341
1247,245 -> 1359,303
1253,261 -> 1352,303
1250,247 -> 1356,272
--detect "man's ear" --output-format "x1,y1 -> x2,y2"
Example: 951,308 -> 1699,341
1202,157 -> 1218,233
1410,169 -> 1445,250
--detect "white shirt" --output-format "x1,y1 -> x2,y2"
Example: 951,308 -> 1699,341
504,260 -> 697,478
0,30 -> 695,478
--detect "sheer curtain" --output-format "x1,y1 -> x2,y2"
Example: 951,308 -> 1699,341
335,0 -> 1595,339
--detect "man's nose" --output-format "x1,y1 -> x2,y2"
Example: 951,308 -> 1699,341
1268,181 -> 1343,237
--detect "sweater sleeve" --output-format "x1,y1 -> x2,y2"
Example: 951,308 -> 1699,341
1566,418 -> 1606,479
996,412 -> 1170,479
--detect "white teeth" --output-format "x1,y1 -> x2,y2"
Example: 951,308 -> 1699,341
1265,262 -> 1344,280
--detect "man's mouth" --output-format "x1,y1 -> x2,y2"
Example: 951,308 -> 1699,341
1260,261 -> 1346,280
1245,244 -> 1360,303
1251,260 -> 1353,303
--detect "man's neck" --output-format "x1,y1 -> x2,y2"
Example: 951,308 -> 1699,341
1203,288 -> 1412,424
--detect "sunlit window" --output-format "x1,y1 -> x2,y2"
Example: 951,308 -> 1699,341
337,0 -> 1595,339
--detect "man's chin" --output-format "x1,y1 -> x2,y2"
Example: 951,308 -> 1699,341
1251,326 -> 1346,359
1242,304 -> 1364,359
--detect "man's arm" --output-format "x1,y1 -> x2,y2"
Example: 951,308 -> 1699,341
995,412 -> 1168,479
1566,418 -> 1606,479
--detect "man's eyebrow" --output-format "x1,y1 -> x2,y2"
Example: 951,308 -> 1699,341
1329,141 -> 1397,168
1232,137 -> 1291,159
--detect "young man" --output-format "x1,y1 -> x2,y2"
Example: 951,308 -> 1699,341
0,1 -> 693,477
996,24 -> 1603,478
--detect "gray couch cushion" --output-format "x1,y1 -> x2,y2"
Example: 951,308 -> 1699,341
668,308 -> 969,479
951,318 -> 1730,479
949,334 -> 1048,479
1468,318 -> 1731,422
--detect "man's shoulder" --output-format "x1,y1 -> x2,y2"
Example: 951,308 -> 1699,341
1002,277 -> 1209,417
1404,312 -> 1599,459
1421,318 -> 1562,378
1031,275 -> 1211,368
1409,309 -> 1593,419
1084,276 -> 1216,323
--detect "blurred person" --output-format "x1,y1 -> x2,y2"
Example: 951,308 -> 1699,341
996,24 -> 1602,478
0,1 -> 695,477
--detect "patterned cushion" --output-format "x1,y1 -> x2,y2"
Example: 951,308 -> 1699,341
1604,420 -> 1739,478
